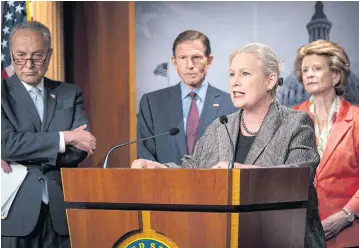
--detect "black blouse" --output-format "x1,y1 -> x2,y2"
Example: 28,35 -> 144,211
234,128 -> 256,164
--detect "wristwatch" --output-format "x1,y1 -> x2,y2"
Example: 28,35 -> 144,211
342,208 -> 356,223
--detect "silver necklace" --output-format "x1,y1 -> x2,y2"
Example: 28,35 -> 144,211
241,110 -> 258,136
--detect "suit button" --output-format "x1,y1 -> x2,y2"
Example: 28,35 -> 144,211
38,178 -> 44,183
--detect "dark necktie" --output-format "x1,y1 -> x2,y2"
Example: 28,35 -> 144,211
186,92 -> 200,155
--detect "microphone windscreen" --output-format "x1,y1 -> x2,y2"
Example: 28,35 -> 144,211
168,127 -> 180,136
219,115 -> 228,124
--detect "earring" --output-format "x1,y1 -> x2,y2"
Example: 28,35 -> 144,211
267,88 -> 271,91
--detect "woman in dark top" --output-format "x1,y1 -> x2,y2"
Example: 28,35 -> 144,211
234,121 -> 256,164
132,43 -> 326,247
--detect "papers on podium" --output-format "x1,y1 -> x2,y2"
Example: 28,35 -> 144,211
1,163 -> 28,219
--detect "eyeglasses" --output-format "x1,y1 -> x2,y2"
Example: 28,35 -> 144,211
11,49 -> 50,66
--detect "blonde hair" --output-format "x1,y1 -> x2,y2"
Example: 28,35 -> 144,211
294,40 -> 350,95
229,43 -> 283,98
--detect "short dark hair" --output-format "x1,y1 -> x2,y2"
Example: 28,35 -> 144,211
172,30 -> 211,57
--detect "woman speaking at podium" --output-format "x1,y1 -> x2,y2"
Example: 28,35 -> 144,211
132,43 -> 326,247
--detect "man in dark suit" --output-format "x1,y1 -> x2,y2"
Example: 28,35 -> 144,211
1,21 -> 96,247
137,30 -> 237,165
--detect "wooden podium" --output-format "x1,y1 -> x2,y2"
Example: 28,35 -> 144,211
61,167 -> 310,248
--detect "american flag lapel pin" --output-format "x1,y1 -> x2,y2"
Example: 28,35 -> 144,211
50,94 -> 56,99
213,103 -> 220,107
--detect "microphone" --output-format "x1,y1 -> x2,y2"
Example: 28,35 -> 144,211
103,127 -> 180,168
219,115 -> 235,169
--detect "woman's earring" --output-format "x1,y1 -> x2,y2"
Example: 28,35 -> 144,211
267,88 -> 271,91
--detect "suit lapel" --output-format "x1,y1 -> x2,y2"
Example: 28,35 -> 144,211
316,99 -> 353,177
245,102 -> 281,165
197,85 -> 221,139
7,75 -> 42,131
42,78 -> 57,131
166,84 -> 187,157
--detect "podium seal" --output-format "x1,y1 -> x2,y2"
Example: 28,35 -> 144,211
113,211 -> 179,248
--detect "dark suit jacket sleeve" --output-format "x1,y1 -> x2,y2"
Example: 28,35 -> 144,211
136,94 -> 157,161
55,87 -> 88,167
70,86 -> 89,131
283,112 -> 320,180
1,84 -> 88,165
1,105 -> 60,162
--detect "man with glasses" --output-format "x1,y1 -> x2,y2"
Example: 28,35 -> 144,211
1,21 -> 96,248
137,30 -> 236,165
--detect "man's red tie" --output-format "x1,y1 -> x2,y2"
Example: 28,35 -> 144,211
186,92 -> 200,155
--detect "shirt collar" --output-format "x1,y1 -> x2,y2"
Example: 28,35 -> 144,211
180,79 -> 209,101
21,78 -> 44,94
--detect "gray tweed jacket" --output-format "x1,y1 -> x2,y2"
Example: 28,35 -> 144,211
169,101 -> 326,248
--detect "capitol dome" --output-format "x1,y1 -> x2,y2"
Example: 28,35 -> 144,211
277,1 -> 359,107
277,72 -> 310,107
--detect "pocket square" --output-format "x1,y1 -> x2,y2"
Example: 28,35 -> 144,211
50,94 -> 56,99
213,103 -> 220,107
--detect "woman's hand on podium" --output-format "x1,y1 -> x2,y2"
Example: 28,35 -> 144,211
212,161 -> 260,169
234,163 -> 260,169
131,159 -> 168,169
212,161 -> 230,169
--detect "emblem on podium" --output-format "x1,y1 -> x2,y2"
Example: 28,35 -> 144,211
113,211 -> 179,248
